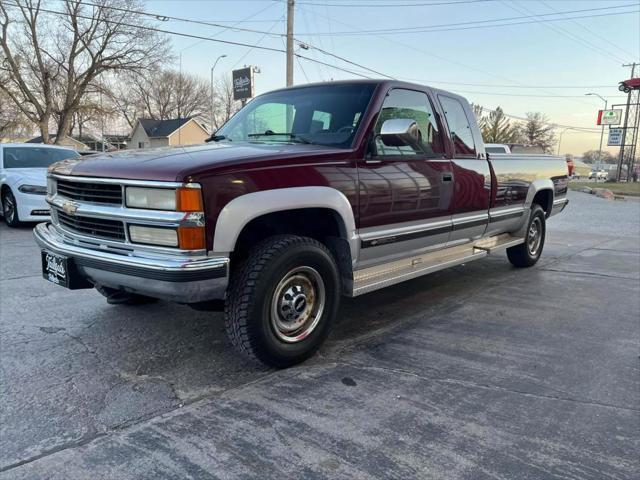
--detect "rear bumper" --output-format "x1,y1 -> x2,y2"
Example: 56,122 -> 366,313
34,222 -> 229,303
550,197 -> 569,217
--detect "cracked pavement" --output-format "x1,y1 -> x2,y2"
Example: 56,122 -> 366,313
0,191 -> 638,479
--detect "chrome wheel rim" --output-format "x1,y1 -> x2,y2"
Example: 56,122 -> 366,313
3,195 -> 15,222
527,217 -> 542,256
270,266 -> 325,343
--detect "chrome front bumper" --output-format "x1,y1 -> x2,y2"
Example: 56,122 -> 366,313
34,223 -> 229,303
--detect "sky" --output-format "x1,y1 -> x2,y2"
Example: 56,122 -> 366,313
148,0 -> 639,156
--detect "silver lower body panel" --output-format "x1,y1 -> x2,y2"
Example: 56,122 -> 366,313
34,223 -> 229,303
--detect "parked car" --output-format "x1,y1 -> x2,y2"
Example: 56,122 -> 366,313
0,144 -> 79,227
485,143 -> 511,154
589,169 -> 609,180
35,80 -> 569,367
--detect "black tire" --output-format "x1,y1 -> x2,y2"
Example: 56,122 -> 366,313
2,189 -> 21,227
225,235 -> 341,368
95,285 -> 159,305
507,204 -> 546,268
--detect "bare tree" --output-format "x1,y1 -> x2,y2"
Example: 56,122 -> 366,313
211,76 -> 241,131
0,88 -> 31,138
108,69 -> 210,129
0,0 -> 169,144
519,112 -> 557,153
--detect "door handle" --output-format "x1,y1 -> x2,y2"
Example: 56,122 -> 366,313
442,172 -> 453,182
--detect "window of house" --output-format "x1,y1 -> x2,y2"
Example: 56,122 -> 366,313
439,95 -> 476,157
373,89 -> 444,157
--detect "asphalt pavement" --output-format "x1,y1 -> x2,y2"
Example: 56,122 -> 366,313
1,191 -> 638,479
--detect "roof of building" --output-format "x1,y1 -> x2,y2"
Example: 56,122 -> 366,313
26,134 -> 88,148
138,118 -> 193,138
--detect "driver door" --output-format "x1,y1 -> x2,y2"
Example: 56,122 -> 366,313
357,88 -> 454,267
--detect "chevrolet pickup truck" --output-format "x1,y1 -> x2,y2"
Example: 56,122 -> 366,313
35,80 -> 569,367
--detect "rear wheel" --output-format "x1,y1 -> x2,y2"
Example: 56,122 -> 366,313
2,189 -> 21,227
507,204 -> 546,268
225,235 -> 340,368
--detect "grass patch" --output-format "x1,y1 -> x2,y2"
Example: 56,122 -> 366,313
569,182 -> 640,196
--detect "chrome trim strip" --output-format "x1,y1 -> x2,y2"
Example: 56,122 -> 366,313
47,196 -> 204,228
34,223 -> 226,273
553,197 -> 568,206
49,173 -> 190,189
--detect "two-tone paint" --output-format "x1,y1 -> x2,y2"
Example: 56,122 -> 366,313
42,80 -> 568,302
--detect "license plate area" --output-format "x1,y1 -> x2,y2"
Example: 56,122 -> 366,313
41,251 -> 92,289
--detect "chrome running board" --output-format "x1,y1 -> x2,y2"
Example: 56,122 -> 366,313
351,234 -> 524,296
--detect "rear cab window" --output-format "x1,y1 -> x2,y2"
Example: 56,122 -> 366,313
439,95 -> 477,158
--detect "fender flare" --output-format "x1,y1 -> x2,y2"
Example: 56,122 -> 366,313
524,179 -> 554,210
213,187 -> 359,262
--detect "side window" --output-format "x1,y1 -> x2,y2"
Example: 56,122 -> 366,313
439,96 -> 476,157
373,89 -> 444,157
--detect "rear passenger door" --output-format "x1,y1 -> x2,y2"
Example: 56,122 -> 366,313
357,88 -> 453,267
438,95 -> 492,246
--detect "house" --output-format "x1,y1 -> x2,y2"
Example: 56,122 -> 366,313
26,134 -> 90,151
129,117 -> 209,149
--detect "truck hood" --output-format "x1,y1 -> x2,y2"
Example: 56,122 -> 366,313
49,143 -> 350,182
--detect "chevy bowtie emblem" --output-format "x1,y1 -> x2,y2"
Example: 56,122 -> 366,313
62,201 -> 79,215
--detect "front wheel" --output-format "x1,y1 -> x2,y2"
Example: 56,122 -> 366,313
507,204 -> 546,268
225,235 -> 341,368
2,189 -> 21,227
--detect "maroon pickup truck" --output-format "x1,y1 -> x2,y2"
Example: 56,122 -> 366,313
35,80 -> 568,367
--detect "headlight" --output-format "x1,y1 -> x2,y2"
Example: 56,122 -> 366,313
126,187 -> 176,210
47,177 -> 57,196
129,225 -> 178,247
18,184 -> 47,195
125,186 -> 203,212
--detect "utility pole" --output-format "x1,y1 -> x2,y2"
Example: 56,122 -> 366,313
586,93 -> 607,166
617,62 -> 637,181
286,0 -> 295,87
210,54 -> 227,134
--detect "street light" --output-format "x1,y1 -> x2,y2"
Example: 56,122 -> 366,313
586,93 -> 608,166
210,54 -> 227,134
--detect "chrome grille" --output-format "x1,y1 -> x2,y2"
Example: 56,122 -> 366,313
57,210 -> 125,241
56,179 -> 122,205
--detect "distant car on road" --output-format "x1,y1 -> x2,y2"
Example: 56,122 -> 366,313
0,144 -> 79,227
589,169 -> 609,181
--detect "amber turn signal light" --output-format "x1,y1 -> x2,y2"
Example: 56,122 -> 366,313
176,187 -> 203,212
178,226 -> 206,250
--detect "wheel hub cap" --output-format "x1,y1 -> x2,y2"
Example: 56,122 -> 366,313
271,266 -> 326,343
527,217 -> 542,256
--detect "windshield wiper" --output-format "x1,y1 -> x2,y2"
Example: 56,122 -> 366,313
247,131 -> 312,144
205,134 -> 231,143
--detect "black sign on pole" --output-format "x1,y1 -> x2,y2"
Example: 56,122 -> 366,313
232,67 -> 253,101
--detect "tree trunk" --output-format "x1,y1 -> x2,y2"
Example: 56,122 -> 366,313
39,116 -> 51,144
55,110 -> 74,145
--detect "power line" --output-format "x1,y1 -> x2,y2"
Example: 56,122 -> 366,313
1,1 -> 372,80
500,1 -> 629,65
295,3 -> 614,109
293,4 -> 638,36
295,0 -> 492,7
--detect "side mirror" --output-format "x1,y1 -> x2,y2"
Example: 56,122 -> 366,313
379,118 -> 419,147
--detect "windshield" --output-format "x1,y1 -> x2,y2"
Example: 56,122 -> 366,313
3,147 -> 79,168
216,83 -> 376,148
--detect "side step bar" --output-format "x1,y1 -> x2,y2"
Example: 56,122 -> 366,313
351,234 -> 524,296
